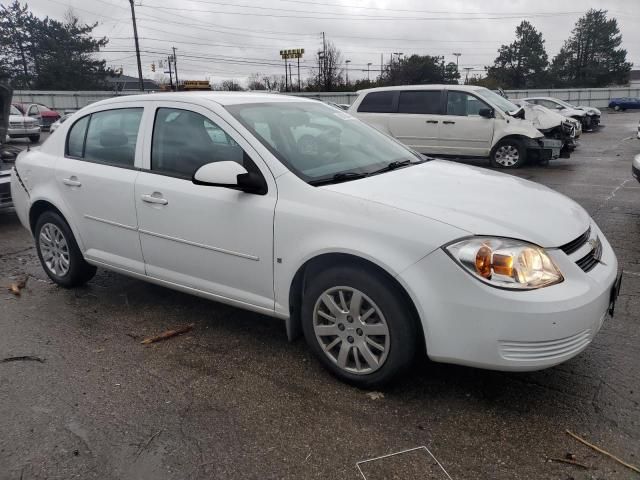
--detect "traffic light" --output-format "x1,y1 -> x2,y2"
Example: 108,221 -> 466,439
151,63 -> 156,72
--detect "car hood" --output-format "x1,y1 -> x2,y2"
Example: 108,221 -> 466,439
323,160 -> 590,248
518,104 -> 566,131
576,106 -> 601,116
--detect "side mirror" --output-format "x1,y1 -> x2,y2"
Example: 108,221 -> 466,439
192,161 -> 266,195
478,108 -> 494,119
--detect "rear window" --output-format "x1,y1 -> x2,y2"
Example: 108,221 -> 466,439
357,91 -> 396,113
398,91 -> 442,114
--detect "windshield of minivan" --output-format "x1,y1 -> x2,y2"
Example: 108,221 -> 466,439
10,105 -> 21,115
475,88 -> 519,113
226,102 -> 422,184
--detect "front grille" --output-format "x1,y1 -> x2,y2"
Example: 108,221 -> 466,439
575,237 -> 602,272
0,181 -> 11,205
9,122 -> 22,128
499,329 -> 592,361
559,227 -> 590,255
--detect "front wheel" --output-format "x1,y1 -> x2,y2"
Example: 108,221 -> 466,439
34,211 -> 96,288
301,266 -> 418,388
490,139 -> 526,168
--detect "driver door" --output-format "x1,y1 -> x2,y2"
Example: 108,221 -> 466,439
135,102 -> 277,311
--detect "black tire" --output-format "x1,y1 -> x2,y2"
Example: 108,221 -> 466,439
29,135 -> 40,143
301,265 -> 418,388
34,210 -> 96,288
490,138 -> 526,168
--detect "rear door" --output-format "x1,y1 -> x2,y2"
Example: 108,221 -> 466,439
438,90 -> 495,156
387,90 -> 444,153
55,105 -> 146,274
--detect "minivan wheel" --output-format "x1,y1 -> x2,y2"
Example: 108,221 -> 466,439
301,266 -> 417,388
490,139 -> 525,168
34,211 -> 96,288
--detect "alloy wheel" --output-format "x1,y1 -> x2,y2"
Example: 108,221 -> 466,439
494,145 -> 520,167
39,223 -> 70,276
313,286 -> 390,375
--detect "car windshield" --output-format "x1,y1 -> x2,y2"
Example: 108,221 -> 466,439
10,105 -> 21,115
555,99 -> 577,108
474,88 -> 519,113
226,101 -> 421,184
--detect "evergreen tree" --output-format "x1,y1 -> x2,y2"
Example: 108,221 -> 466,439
550,9 -> 631,87
486,20 -> 549,89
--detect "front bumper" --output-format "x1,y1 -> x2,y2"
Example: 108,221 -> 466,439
400,222 -> 618,371
0,172 -> 12,209
8,125 -> 40,137
525,137 -> 563,161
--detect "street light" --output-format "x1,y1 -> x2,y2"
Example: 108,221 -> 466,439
367,62 -> 372,82
453,52 -> 461,67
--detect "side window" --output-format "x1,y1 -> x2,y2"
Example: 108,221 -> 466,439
357,91 -> 396,113
446,92 -> 489,116
66,115 -> 90,157
398,91 -> 442,114
28,105 -> 38,116
151,108 -> 250,179
82,108 -> 142,167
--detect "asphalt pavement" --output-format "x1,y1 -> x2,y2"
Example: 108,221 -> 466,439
1,114 -> 639,480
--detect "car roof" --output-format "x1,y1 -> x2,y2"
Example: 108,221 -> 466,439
88,91 -> 314,108
356,84 -> 484,94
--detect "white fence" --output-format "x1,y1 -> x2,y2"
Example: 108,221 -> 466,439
12,86 -> 640,111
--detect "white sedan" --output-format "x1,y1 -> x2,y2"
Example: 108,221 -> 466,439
10,92 -> 621,387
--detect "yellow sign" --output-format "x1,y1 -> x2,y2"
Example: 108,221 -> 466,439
279,48 -> 305,59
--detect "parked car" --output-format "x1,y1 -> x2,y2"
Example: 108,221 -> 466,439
609,97 -> 640,111
8,104 -> 40,142
510,99 -> 579,156
349,85 -> 563,168
522,97 -> 601,131
11,92 -> 621,387
49,113 -> 73,133
13,102 -> 61,131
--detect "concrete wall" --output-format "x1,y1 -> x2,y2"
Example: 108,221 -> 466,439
12,86 -> 640,111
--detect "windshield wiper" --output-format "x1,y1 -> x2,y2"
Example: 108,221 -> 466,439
368,158 -> 417,176
308,171 -> 369,186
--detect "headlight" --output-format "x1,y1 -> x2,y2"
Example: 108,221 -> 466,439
445,237 -> 563,290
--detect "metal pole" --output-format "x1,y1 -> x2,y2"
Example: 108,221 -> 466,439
289,63 -> 293,93
167,56 -> 174,91
345,59 -> 350,85
172,47 -> 179,90
367,63 -> 371,82
297,56 -> 301,91
128,0 -> 144,92
284,57 -> 288,92
322,31 -> 327,90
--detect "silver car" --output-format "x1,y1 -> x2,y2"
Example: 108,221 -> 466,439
8,104 -> 40,143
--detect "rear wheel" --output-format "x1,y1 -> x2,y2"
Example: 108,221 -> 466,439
301,265 -> 418,388
490,139 -> 525,168
34,211 -> 96,288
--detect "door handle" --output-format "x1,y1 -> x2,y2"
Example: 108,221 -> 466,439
62,177 -> 81,187
425,120 -> 439,124
443,121 -> 456,125
141,193 -> 168,205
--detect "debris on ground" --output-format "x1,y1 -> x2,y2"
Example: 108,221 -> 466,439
140,324 -> 194,345
365,391 -> 384,400
1,355 -> 45,363
7,276 -> 28,296
566,430 -> 640,474
548,457 -> 590,469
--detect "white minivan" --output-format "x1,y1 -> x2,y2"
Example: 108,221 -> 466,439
11,92 -> 620,387
348,85 -> 563,168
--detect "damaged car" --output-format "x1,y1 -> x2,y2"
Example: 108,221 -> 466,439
511,99 -> 579,158
349,85 -> 563,168
522,97 -> 601,131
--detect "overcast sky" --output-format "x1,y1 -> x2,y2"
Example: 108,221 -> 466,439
26,0 -> 640,86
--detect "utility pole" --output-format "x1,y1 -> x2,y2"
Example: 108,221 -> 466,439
284,56 -> 288,92
322,31 -> 327,90
345,59 -> 351,85
367,62 -> 372,82
128,0 -> 144,92
167,55 -> 174,91
172,46 -> 179,90
297,55 -> 301,91
380,53 -> 383,82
